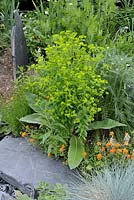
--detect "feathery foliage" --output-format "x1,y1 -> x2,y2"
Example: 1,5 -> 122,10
68,161 -> 134,200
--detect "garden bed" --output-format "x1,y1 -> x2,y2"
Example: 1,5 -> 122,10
0,0 -> 134,199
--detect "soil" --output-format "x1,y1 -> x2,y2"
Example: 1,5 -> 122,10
0,48 -> 14,98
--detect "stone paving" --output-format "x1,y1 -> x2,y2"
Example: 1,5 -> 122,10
0,136 -> 76,199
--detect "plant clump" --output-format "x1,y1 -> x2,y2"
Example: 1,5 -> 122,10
19,30 -> 107,168
25,31 -> 107,138
68,161 -> 134,200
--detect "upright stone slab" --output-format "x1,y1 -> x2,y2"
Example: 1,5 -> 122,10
11,10 -> 28,79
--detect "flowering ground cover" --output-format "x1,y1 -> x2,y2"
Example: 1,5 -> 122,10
0,0 -> 134,199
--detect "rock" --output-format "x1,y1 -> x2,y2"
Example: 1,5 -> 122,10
0,136 -> 74,198
0,191 -> 13,200
11,10 -> 28,79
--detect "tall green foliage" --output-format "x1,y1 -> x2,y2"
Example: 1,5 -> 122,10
22,0 -> 134,64
98,48 -> 134,131
19,31 -> 107,167
23,0 -> 117,60
0,0 -> 17,49
115,0 -> 134,31
24,31 -> 107,140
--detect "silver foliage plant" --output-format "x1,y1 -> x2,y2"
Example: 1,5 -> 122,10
68,161 -> 134,200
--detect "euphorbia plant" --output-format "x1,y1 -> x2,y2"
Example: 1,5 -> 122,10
20,31 -> 107,168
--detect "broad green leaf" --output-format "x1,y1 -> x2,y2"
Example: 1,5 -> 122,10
68,136 -> 84,169
25,93 -> 46,113
20,113 -> 44,124
88,118 -> 127,130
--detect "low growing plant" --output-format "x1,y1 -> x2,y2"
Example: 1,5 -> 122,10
80,130 -> 134,174
94,131 -> 133,166
68,161 -> 134,200
37,181 -> 67,200
1,86 -> 31,135
16,181 -> 67,200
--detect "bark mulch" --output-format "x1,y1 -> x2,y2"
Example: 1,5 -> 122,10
0,48 -> 14,98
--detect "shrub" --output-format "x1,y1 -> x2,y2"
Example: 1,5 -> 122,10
1,86 -> 31,135
20,31 -> 107,167
22,0 -> 118,61
22,0 -> 134,65
25,31 -> 107,138
97,48 -> 134,131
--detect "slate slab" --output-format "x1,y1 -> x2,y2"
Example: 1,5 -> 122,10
11,10 -> 28,79
0,191 -> 13,200
0,136 -> 74,198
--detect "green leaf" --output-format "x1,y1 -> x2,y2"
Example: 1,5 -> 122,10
25,93 -> 46,113
16,191 -> 31,200
0,113 -> 8,125
68,136 -> 84,169
54,135 -> 67,144
20,113 -> 44,124
88,118 -> 127,130
40,132 -> 51,144
86,164 -> 93,171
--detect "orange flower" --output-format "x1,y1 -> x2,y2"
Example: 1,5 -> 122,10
123,148 -> 128,154
29,138 -> 36,143
82,151 -> 87,158
97,141 -> 101,146
126,154 -> 130,159
109,131 -> 114,136
101,147 -> 105,151
48,152 -> 51,157
97,153 -> 102,160
117,148 -> 122,153
110,148 -> 116,154
59,144 -> 65,153
106,142 -> 112,147
114,143 -> 120,148
21,132 -> 27,138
